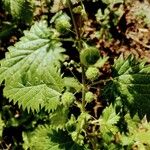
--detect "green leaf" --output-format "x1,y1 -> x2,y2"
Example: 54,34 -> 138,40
94,56 -> 109,68
64,77 -> 82,92
70,113 -> 91,146
0,23 -> 16,39
96,8 -> 110,23
2,0 -> 34,23
0,21 -> 65,84
0,21 -> 66,112
65,115 -> 76,133
125,113 -> 140,131
120,135 -> 133,146
133,117 -> 150,145
123,115 -> 150,147
104,55 -> 150,118
24,125 -> 88,150
50,106 -> 69,129
76,112 -> 91,132
99,104 -> 120,134
135,131 -> 150,145
4,66 -> 64,112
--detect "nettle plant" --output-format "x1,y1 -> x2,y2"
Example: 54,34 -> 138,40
1,0 -> 150,149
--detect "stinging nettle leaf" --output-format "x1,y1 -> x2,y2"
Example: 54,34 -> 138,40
0,21 -> 66,84
4,66 -> 64,112
2,0 -> 34,23
0,21 -> 66,112
24,125 -> 88,150
122,114 -> 150,147
104,55 -> 150,118
50,105 -> 69,129
94,56 -> 109,68
99,104 -> 120,134
64,77 -> 82,92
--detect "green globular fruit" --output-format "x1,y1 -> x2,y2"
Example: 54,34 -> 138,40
55,13 -> 71,33
85,67 -> 100,81
80,47 -> 100,66
61,92 -> 75,106
85,91 -> 94,103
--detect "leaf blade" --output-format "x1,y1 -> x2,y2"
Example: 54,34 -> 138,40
104,55 -> 150,118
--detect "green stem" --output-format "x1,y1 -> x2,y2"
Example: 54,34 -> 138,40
89,78 -> 112,87
67,0 -> 80,40
67,0 -> 86,112
54,38 -> 74,42
81,65 -> 86,112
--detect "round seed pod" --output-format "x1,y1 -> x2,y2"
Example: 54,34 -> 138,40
55,13 -> 71,33
85,67 -> 100,81
85,91 -> 95,103
80,47 -> 100,66
61,92 -> 75,106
